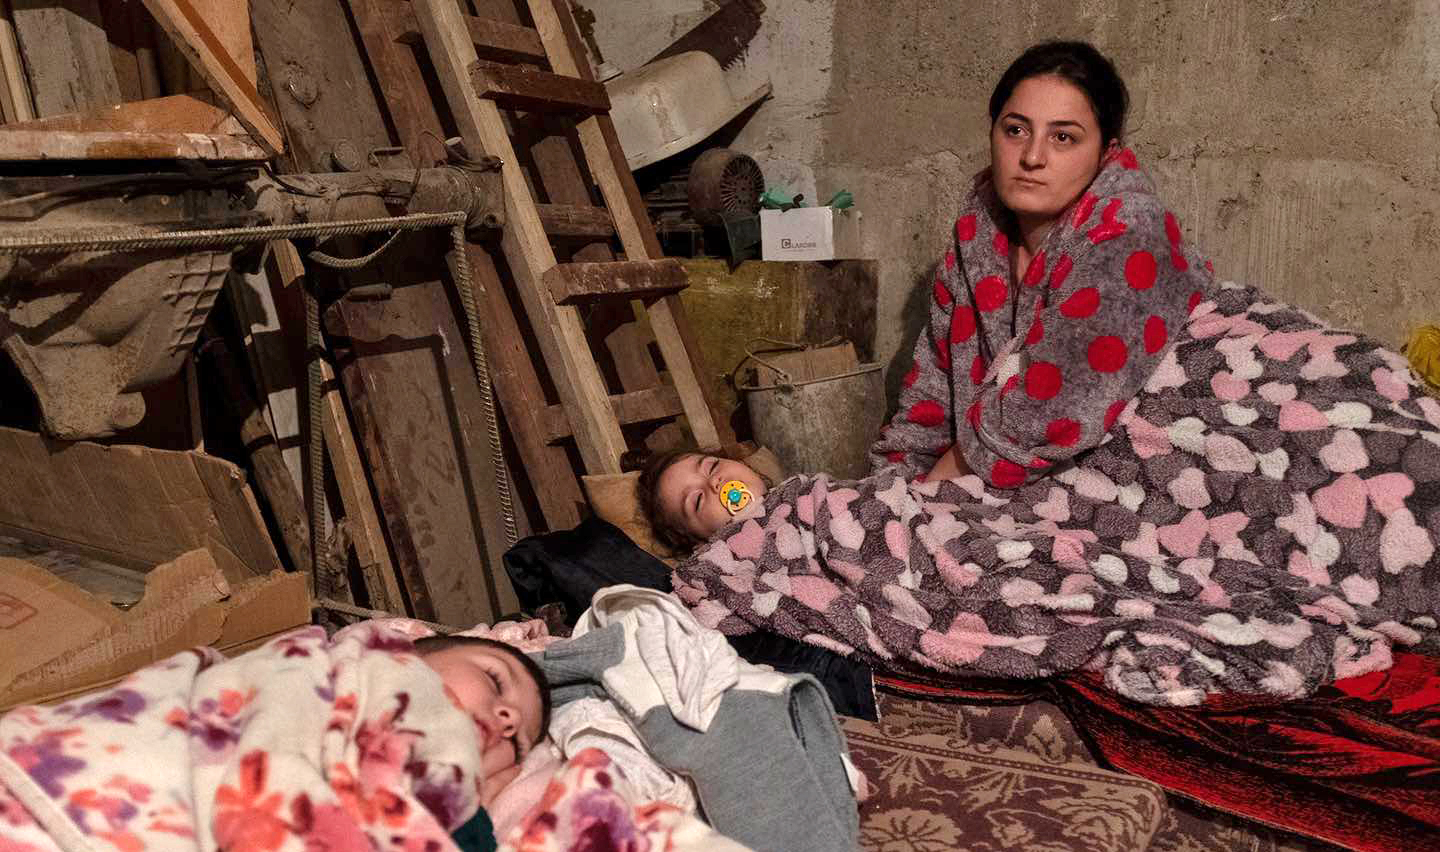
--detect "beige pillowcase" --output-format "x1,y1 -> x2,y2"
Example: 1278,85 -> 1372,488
581,445 -> 787,562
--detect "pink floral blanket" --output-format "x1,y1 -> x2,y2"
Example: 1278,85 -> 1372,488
0,623 -> 482,852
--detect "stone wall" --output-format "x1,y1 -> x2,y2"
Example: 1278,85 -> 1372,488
579,0 -> 1440,399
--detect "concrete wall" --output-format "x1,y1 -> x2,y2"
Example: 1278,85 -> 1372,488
580,0 -> 1440,399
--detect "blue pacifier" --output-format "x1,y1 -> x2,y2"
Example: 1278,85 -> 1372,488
720,480 -> 752,515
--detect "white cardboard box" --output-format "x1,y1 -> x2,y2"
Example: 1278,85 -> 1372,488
761,207 -> 864,261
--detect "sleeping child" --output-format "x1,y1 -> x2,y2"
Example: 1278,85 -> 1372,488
0,621 -> 547,852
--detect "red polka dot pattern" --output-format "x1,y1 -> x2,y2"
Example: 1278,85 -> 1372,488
902,362 -> 919,388
933,277 -> 952,307
1025,361 -> 1063,400
1144,315 -> 1167,354
990,459 -> 1026,488
1088,336 -> 1129,372
887,451 -> 905,463
1060,287 -> 1100,319
1049,254 -> 1074,289
975,276 -> 1008,312
1029,458 -> 1052,469
1025,318 -> 1045,345
1001,375 -> 1020,396
1022,251 -> 1047,288
993,231 -> 1010,257
1124,250 -> 1157,290
944,250 -> 957,269
1164,211 -> 1182,245
1103,399 -> 1127,431
1188,290 -> 1205,313
908,399 -> 945,428
970,355 -> 987,385
1045,418 -> 1081,447
1072,193 -> 1098,228
1116,148 -> 1140,169
1165,212 -> 1189,270
955,214 -> 977,241
966,401 -> 983,429
934,338 -> 951,371
950,305 -> 976,342
1086,198 -> 1128,244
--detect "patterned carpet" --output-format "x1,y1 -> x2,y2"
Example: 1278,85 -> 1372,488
843,693 -> 1338,852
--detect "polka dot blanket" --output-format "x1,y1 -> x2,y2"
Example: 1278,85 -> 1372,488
672,153 -> 1440,706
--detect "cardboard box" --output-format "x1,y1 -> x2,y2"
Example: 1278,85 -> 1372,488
0,551 -> 310,711
0,427 -> 306,711
0,426 -> 284,584
761,207 -> 864,261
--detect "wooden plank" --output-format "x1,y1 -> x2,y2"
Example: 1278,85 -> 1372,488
319,357 -> 404,614
97,1 -> 145,103
536,202 -> 616,239
0,128 -> 266,161
0,0 -> 36,122
414,0 -> 629,474
541,385 -> 684,444
381,2 -> 547,64
545,259 -> 687,305
470,59 -> 608,114
3,93 -> 239,133
190,0 -> 256,84
324,230 -> 517,626
343,0 -> 585,531
345,0 -> 444,165
229,250 -> 305,502
9,0 -> 120,117
184,355 -> 203,451
251,0 -> 391,173
139,0 -> 283,155
206,338 -> 312,573
528,0 -> 729,450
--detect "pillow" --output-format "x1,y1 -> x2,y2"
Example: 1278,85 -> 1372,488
581,445 -> 788,562
581,469 -> 677,562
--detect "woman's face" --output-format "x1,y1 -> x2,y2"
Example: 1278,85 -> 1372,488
656,453 -> 767,542
990,74 -> 1109,227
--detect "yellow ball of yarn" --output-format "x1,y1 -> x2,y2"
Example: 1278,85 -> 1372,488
1407,325 -> 1440,389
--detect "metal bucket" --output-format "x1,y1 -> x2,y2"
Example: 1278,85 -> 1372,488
738,350 -> 885,479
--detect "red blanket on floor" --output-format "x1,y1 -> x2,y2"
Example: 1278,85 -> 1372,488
877,651 -> 1440,852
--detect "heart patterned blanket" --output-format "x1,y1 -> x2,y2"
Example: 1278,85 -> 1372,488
674,156 -> 1440,706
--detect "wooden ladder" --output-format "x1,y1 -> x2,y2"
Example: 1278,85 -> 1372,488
346,0 -> 730,531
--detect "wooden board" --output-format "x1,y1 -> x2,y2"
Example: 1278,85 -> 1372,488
324,234 -> 518,626
470,59 -> 608,114
249,0 -> 391,173
139,0 -> 283,155
545,259 -> 687,304
0,1 -> 35,122
9,0 -> 120,117
319,357 -> 403,614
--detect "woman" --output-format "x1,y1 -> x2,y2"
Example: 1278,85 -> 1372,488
870,40 -> 1211,487
669,41 -> 1440,707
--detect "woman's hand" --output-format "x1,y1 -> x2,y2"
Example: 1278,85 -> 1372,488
925,446 -> 973,481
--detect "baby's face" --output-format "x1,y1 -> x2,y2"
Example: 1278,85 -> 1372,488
423,645 -> 543,778
657,453 -> 767,541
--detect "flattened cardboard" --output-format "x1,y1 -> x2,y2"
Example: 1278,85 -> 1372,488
0,557 -> 123,696
0,426 -> 283,582
0,549 -> 309,711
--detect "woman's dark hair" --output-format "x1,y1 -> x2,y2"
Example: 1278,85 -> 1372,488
413,634 -> 553,738
623,447 -> 702,553
988,41 -> 1129,145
